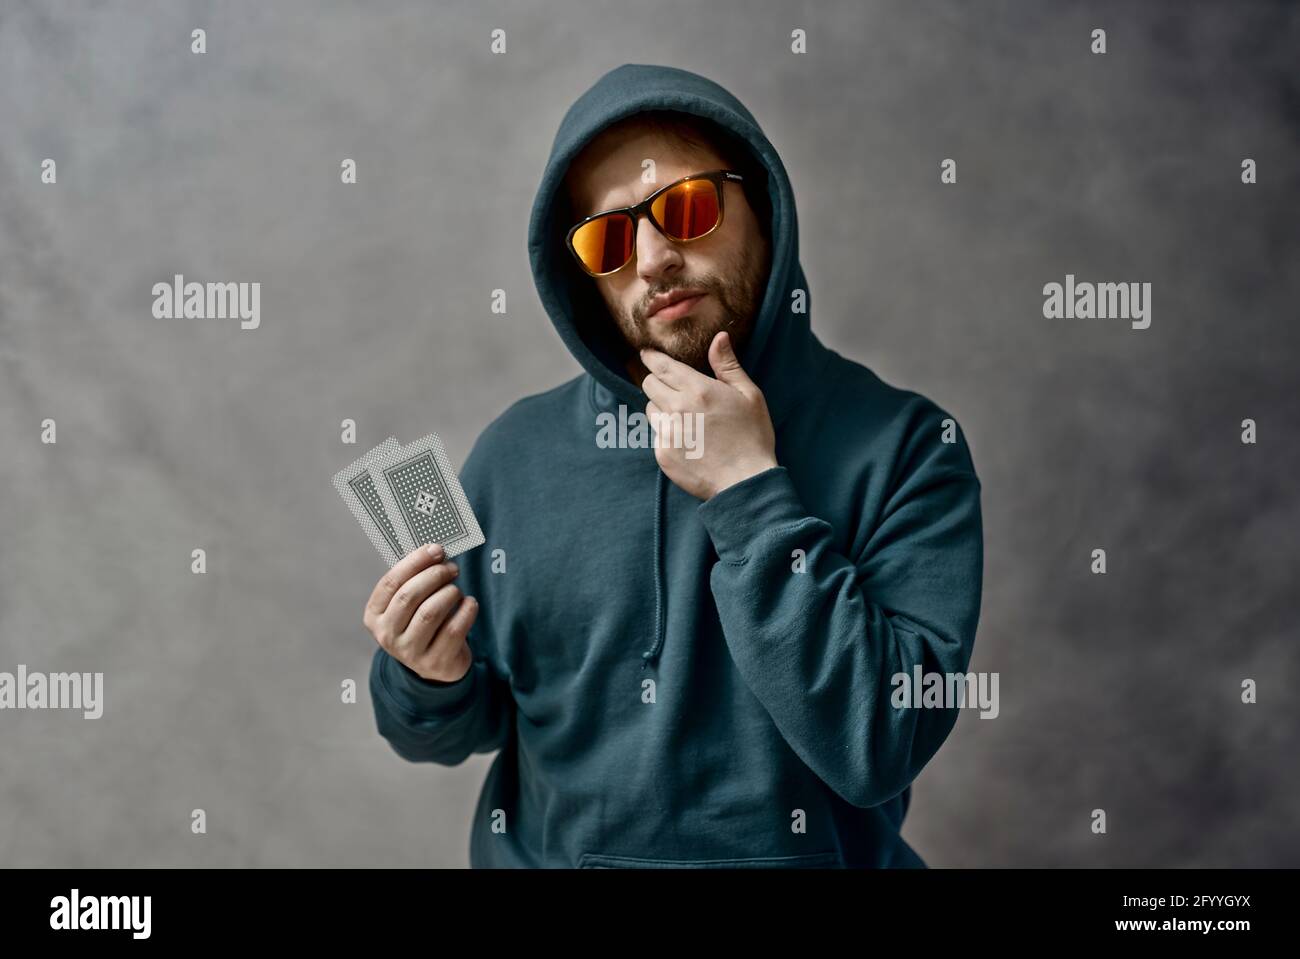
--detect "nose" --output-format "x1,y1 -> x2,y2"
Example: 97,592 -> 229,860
634,213 -> 684,283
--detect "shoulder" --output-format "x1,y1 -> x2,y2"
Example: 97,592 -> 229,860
817,350 -> 980,483
459,375 -> 588,485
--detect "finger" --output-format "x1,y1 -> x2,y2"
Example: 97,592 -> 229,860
365,543 -> 445,621
426,595 -> 479,661
638,348 -> 697,389
645,400 -> 669,445
381,561 -> 460,635
707,331 -> 754,389
641,373 -> 677,408
412,596 -> 478,681
395,582 -> 463,658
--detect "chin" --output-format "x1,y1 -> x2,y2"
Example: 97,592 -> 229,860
661,336 -> 717,370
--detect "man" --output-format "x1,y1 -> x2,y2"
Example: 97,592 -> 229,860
365,64 -> 983,868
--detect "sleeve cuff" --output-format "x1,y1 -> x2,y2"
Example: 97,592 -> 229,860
697,466 -> 809,563
376,648 -> 479,717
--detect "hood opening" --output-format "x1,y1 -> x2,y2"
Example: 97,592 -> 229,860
546,111 -> 774,398
528,64 -> 813,417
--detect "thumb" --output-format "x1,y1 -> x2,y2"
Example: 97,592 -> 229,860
708,331 -> 754,390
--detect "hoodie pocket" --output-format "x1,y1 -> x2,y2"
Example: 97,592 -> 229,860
577,851 -> 841,869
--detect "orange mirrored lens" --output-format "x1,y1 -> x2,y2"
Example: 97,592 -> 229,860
571,213 -> 635,274
651,179 -> 721,241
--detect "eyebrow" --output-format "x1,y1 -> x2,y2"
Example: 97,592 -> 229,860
577,183 -> 646,220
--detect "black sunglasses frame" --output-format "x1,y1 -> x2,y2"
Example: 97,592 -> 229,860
565,169 -> 745,277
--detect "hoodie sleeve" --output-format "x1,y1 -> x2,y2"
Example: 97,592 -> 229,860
369,644 -> 512,765
368,429 -> 515,766
695,411 -> 983,809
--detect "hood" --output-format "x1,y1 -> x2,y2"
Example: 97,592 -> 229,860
527,63 -> 829,427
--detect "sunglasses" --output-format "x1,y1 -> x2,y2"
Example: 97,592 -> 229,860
565,169 -> 745,277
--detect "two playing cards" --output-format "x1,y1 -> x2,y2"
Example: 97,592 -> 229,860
331,433 -> 484,566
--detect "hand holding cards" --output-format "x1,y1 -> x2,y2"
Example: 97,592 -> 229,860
362,541 -> 477,684
336,433 -> 484,683
332,432 -> 485,566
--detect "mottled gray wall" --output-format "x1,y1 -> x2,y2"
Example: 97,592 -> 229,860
1,0 -> 1296,867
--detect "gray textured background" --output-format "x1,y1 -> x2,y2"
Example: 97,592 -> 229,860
2,0 -> 1297,867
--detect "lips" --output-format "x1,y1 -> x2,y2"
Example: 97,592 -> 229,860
646,289 -> 707,322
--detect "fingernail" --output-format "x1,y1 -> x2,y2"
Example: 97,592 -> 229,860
448,562 -> 459,574
426,543 -> 443,557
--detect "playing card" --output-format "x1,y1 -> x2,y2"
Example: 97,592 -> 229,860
365,432 -> 485,559
331,437 -> 407,566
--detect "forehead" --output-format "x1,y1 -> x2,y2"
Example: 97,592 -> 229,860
564,123 -> 727,218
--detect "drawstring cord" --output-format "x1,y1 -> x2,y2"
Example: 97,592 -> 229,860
641,469 -> 667,670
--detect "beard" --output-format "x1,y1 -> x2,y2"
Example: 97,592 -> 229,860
610,245 -> 769,372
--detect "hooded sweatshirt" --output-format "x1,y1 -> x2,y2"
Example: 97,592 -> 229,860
369,64 -> 983,868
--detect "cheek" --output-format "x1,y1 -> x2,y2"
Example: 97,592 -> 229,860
597,277 -> 636,317
694,234 -> 748,289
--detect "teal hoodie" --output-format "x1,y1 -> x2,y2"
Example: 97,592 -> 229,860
369,64 -> 983,868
